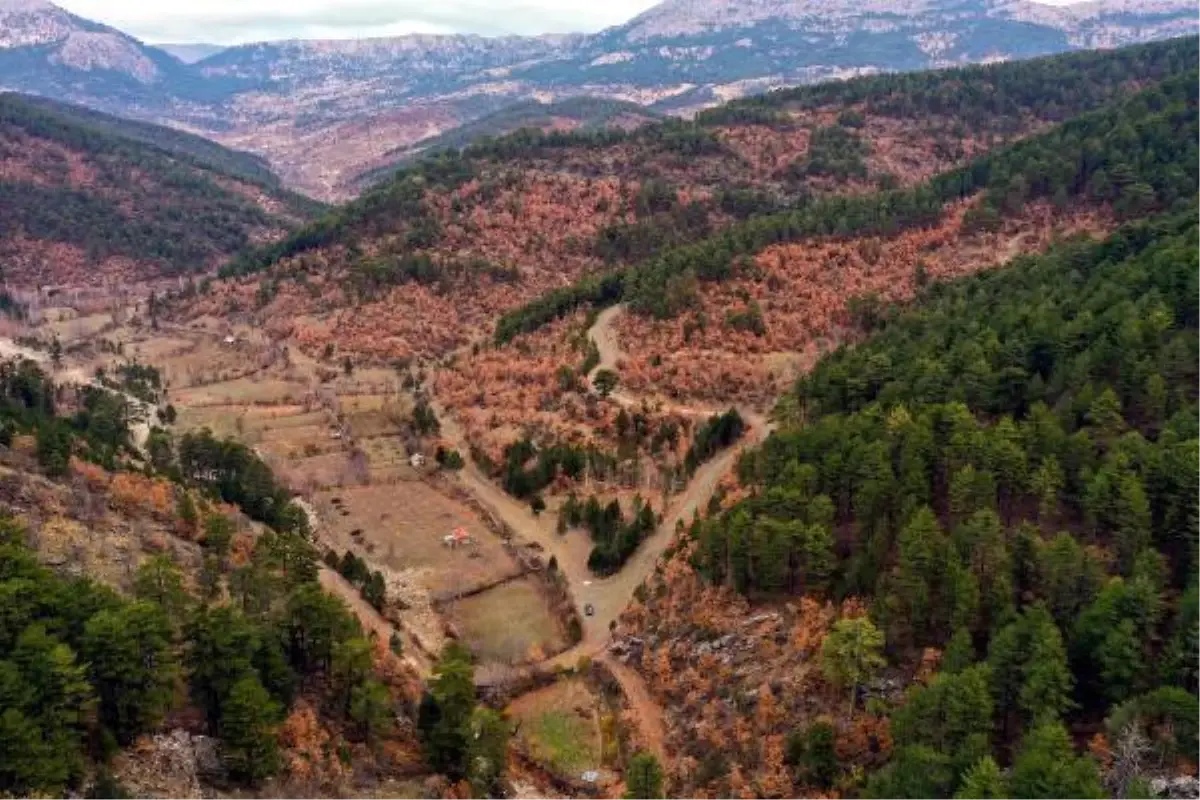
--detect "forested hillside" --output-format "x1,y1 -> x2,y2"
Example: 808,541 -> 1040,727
496,63 -> 1198,339
9,94 -> 288,188
356,97 -> 661,188
0,356 -> 429,796
177,39 -> 1195,369
0,93 -> 322,286
634,207 -> 1198,798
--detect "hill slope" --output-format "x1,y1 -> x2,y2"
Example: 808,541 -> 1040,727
0,0 -> 1194,198
0,92 -> 322,285
355,97 -> 662,190
621,204 -> 1198,798
155,37 -> 1198,799
181,38 -> 1194,357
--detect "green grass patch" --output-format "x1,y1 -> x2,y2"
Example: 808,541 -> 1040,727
526,710 -> 599,776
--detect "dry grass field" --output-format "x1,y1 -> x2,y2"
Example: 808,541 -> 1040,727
445,577 -> 567,665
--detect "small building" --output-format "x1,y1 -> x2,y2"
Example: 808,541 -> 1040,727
409,453 -> 426,468
223,335 -> 237,346
442,527 -> 472,548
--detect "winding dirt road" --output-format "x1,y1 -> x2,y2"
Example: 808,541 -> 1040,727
431,305 -> 776,756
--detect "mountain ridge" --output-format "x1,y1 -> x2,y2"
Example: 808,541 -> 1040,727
0,0 -> 1195,199
0,91 -> 321,285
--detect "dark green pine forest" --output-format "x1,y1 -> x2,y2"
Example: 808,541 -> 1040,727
0,93 -> 321,276
693,198 -> 1198,797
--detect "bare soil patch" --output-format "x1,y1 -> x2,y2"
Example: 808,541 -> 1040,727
312,481 -> 521,597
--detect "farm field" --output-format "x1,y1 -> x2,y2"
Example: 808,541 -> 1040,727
312,481 -> 522,597
445,577 -> 567,665
46,311 -> 115,342
507,677 -> 607,779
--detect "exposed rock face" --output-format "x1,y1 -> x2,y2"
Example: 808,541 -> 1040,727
0,0 -> 1195,198
0,0 -> 76,49
51,31 -> 162,82
113,729 -> 221,799
1150,776 -> 1200,800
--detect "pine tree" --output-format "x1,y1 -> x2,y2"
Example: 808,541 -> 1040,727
420,643 -> 477,778
955,756 -> 1009,799
219,676 -> 281,786
80,602 -> 176,744
822,616 -> 886,715
624,752 -> 664,799
1009,722 -> 1104,799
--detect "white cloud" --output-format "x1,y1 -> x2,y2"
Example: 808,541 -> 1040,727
54,0 -> 663,44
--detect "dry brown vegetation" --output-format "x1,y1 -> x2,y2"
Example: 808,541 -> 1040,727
612,202 -> 1115,408
427,198 -> 1115,495
171,98 -> 1033,369
614,542 -> 898,799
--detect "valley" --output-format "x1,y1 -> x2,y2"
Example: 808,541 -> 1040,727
0,0 -> 1196,200
0,26 -> 1194,800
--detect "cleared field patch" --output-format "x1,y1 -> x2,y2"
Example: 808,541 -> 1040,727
174,404 -> 327,444
156,349 -> 250,387
326,367 -> 404,395
175,405 -> 247,440
127,335 -> 197,363
445,578 -> 566,665
48,312 -> 114,342
258,417 -> 340,453
313,481 -> 520,596
339,394 -> 391,413
341,394 -> 408,439
171,376 -> 308,408
507,678 -> 604,778
358,434 -> 414,475
246,409 -> 328,433
277,451 -> 355,490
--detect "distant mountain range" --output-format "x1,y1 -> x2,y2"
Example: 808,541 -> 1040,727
0,0 -> 1195,199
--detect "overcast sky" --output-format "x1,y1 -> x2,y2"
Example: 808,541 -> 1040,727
55,0 -> 664,44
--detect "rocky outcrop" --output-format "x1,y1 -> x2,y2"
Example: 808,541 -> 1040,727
1151,776 -> 1200,800
113,729 -> 221,799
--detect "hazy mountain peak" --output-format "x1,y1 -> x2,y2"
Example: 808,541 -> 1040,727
619,0 -> 945,41
0,0 -> 77,49
50,31 -> 162,82
0,0 -> 56,12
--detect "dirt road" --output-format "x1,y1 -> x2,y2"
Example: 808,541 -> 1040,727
599,653 -> 667,761
430,307 -> 779,758
432,305 -> 774,666
0,336 -> 153,451
318,567 -> 433,675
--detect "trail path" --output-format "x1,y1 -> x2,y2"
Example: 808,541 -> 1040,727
598,653 -> 666,761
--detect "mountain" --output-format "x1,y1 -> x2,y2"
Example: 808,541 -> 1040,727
0,0 -> 1194,199
0,0 -> 189,106
354,96 -> 661,189
0,92 -> 322,286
